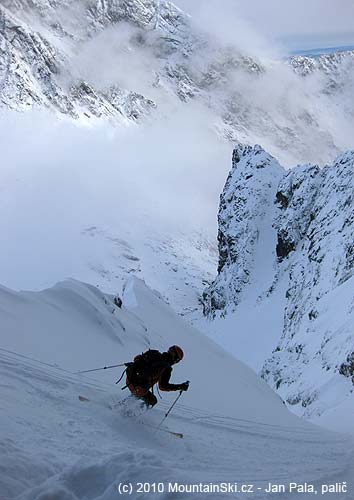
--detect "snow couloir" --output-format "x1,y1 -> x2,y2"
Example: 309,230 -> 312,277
202,144 -> 354,433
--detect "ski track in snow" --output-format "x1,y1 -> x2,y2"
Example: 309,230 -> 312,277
1,349 -> 353,500
1,278 -> 353,500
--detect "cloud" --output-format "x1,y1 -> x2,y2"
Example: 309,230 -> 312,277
177,0 -> 282,58
0,105 -> 232,290
175,0 -> 354,50
69,23 -> 163,97
0,107 -> 231,236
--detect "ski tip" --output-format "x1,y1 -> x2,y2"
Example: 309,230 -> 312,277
171,432 -> 184,439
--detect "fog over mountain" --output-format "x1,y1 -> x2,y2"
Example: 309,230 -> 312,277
1,0 -> 353,300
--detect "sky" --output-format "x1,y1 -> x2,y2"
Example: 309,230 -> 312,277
175,0 -> 354,52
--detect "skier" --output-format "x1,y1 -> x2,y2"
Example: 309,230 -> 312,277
125,345 -> 189,407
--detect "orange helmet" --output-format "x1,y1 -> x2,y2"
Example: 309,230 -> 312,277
168,345 -> 184,363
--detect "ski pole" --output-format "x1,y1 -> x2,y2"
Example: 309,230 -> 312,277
77,363 -> 127,374
155,389 -> 184,433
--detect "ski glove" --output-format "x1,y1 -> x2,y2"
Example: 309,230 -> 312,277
179,381 -> 190,392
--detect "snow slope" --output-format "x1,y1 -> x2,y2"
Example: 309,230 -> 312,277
1,277 -> 353,499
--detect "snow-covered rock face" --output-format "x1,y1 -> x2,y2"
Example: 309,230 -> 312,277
1,0 -> 260,124
274,164 -> 322,260
203,145 -> 354,426
263,151 -> 354,412
0,2 -> 158,119
202,144 -> 284,315
1,0 -> 354,164
290,50 -> 354,88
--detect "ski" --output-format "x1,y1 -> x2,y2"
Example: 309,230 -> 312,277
78,395 -> 183,438
78,395 -> 90,402
139,421 -> 183,438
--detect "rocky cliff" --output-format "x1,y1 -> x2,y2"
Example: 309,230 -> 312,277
202,144 -> 283,315
203,144 -> 354,423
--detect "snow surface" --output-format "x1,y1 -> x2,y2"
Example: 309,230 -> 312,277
1,277 -> 353,499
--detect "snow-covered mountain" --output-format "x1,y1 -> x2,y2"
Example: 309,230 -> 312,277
2,0 -> 354,317
1,0 -> 354,320
201,144 -> 354,431
290,49 -> 354,79
1,0 -> 354,165
1,277 -> 353,499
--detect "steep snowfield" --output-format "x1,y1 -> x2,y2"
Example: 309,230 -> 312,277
1,278 -> 353,499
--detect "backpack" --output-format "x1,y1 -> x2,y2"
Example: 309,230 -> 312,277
126,349 -> 166,387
